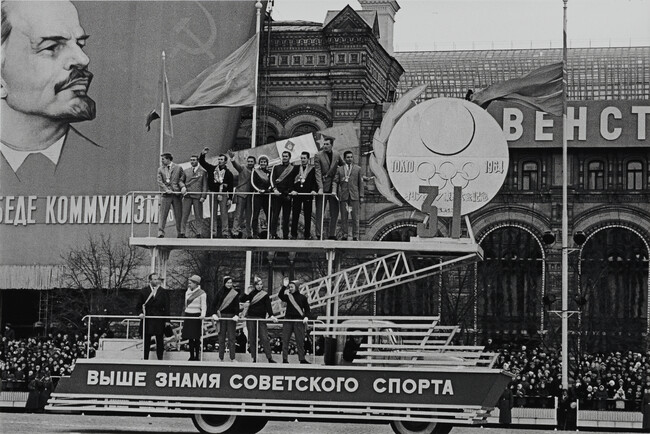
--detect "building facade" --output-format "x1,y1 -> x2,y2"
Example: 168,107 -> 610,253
238,6 -> 649,350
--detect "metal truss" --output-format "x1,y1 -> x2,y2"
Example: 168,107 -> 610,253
273,251 -> 478,318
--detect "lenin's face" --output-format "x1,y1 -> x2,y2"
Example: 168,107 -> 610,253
1,1 -> 96,122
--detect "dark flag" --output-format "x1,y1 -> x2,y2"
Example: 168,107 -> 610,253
470,62 -> 564,116
146,33 -> 259,130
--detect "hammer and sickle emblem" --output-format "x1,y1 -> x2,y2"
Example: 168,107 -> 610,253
170,1 -> 217,60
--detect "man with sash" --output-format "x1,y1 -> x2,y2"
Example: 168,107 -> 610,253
251,155 -> 273,239
278,277 -> 311,364
199,147 -> 234,238
314,135 -> 343,240
211,276 -> 239,362
333,151 -> 365,241
136,273 -> 170,360
180,155 -> 208,238
228,150 -> 256,239
157,153 -> 186,238
240,276 -> 277,363
270,151 -> 299,239
183,275 -> 206,361
290,151 -> 321,240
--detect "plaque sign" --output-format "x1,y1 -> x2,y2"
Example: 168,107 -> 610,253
386,98 -> 509,217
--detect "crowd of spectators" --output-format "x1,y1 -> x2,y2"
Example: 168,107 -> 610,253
2,323 -> 650,412
1,326 -> 102,393
493,342 -> 650,410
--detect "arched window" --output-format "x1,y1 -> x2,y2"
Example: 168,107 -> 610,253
477,226 -> 544,339
626,160 -> 643,190
587,160 -> 605,190
291,122 -> 318,137
579,227 -> 649,350
521,161 -> 539,191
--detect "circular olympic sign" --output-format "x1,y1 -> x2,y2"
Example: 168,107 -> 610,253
386,98 -> 509,217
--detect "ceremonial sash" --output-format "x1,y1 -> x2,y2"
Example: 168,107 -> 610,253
250,290 -> 268,306
287,292 -> 304,317
218,288 -> 238,312
185,289 -> 206,309
142,290 -> 155,315
274,164 -> 294,185
253,169 -> 270,192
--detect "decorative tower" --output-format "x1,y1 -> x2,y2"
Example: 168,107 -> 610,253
357,0 -> 400,56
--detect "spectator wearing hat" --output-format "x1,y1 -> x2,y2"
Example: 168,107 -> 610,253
595,384 -> 609,410
498,384 -> 514,425
278,277 -> 311,364
157,152 -> 187,238
212,276 -> 240,362
183,275 -> 206,361
3,324 -> 15,340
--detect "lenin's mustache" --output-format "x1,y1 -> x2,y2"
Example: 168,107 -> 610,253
54,67 -> 94,94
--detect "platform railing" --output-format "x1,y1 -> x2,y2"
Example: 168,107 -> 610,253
127,190 -> 337,241
82,314 -> 324,362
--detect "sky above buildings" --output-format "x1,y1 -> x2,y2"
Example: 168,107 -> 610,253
271,0 -> 650,51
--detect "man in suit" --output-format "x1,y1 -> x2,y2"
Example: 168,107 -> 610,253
180,155 -> 207,238
290,151 -> 322,240
136,273 -> 170,360
199,148 -> 234,238
157,152 -> 186,238
270,151 -> 298,239
332,151 -> 364,241
228,150 -> 255,239
314,136 -> 342,240
0,1 -> 97,183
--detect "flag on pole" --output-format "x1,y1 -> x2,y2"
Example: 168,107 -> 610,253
159,51 -> 174,138
146,34 -> 259,130
470,62 -> 564,116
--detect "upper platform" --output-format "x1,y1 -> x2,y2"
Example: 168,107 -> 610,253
129,236 -> 483,258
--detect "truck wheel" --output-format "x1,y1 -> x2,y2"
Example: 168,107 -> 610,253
390,420 -> 452,434
235,416 -> 268,434
191,414 -> 238,434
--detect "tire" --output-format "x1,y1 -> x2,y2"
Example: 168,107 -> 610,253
390,420 -> 452,434
235,416 -> 268,434
191,414 -> 239,434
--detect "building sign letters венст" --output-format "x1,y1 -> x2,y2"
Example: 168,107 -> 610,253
490,100 -> 650,148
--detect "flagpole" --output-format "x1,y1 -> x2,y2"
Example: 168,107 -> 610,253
561,0 -> 569,391
251,0 -> 263,148
245,1 -> 263,301
159,51 -> 167,157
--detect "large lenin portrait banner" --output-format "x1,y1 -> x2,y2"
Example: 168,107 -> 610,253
0,1 -> 259,280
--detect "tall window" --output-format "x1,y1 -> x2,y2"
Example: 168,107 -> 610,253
626,161 -> 643,190
521,161 -> 539,191
587,160 -> 605,190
